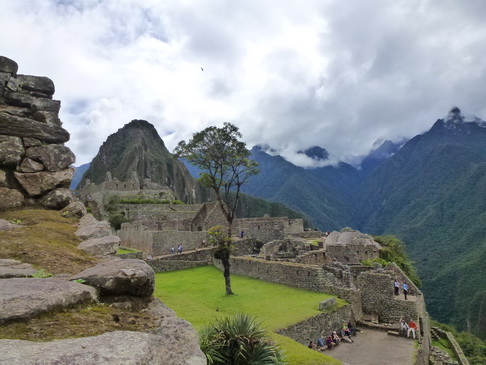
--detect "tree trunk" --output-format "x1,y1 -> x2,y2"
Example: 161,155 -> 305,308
222,254 -> 234,295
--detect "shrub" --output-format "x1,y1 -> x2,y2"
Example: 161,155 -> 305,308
199,313 -> 285,365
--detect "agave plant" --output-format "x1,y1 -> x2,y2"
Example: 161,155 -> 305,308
199,313 -> 285,365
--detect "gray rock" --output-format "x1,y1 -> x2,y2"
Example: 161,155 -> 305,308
0,329 -> 206,365
0,187 -> 24,209
0,219 -> 16,231
318,297 -> 337,311
22,137 -> 42,147
0,278 -> 98,323
0,170 -> 6,187
38,187 -> 74,209
17,74 -> 55,96
79,235 -> 121,256
14,168 -> 73,196
32,110 -> 62,126
61,201 -> 87,218
76,214 -> 112,240
0,135 -> 24,167
18,157 -> 44,173
0,56 -> 18,75
26,144 -> 75,171
0,112 -> 69,144
71,259 -> 155,297
0,259 -> 37,278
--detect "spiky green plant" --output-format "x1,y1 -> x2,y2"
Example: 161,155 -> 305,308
199,313 -> 285,365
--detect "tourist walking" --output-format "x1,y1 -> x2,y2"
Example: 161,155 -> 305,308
177,243 -> 183,254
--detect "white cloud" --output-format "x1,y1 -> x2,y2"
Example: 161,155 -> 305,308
1,0 -> 486,165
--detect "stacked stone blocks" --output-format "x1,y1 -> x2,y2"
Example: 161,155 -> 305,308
0,56 -> 74,210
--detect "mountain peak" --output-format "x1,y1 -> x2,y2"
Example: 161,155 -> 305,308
444,106 -> 464,124
299,146 -> 329,161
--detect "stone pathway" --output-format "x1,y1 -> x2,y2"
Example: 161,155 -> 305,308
326,328 -> 415,365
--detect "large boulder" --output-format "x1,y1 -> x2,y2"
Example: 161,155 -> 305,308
0,278 -> 98,323
0,259 -> 37,278
16,74 -> 55,96
70,259 -> 155,298
38,187 -> 74,209
0,187 -> 24,209
0,112 -> 69,144
0,327 -> 206,365
25,144 -> 75,171
0,56 -> 18,75
61,201 -> 87,218
75,214 -> 112,240
14,168 -> 73,196
0,135 -> 24,167
79,235 -> 121,256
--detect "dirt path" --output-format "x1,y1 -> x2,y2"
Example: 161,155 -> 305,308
325,328 -> 415,365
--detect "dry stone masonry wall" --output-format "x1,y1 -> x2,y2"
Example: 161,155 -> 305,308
0,56 -> 74,210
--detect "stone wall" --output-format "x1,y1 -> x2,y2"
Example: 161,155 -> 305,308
294,249 -> 331,265
357,271 -> 419,323
234,217 -> 304,242
275,305 -> 354,345
147,260 -> 209,273
326,243 -> 380,264
213,256 -> 364,320
0,56 -> 74,210
151,231 -> 208,256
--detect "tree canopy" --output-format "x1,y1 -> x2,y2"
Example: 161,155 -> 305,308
175,122 -> 259,229
175,122 -> 258,295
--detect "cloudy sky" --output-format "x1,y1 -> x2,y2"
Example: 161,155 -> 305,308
2,0 -> 486,166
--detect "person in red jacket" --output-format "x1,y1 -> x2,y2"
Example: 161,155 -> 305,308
407,320 -> 418,339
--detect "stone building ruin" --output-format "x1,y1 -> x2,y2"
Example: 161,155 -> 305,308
0,56 -> 74,210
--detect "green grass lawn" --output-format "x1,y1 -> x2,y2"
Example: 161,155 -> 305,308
154,265 -> 344,365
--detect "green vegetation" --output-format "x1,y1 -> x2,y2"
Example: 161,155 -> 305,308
154,266 -> 344,364
199,313 -> 285,365
175,122 -> 259,295
432,338 -> 458,361
32,269 -> 53,278
432,321 -> 486,365
373,235 -> 422,287
117,247 -> 142,254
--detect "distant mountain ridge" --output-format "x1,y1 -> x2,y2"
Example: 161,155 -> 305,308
233,107 -> 486,338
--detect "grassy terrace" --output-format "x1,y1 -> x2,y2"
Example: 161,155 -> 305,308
155,265 -> 345,365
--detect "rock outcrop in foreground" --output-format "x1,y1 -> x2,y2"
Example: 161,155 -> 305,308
0,55 -> 74,210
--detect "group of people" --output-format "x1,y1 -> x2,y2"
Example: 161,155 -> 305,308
399,317 -> 418,339
170,244 -> 183,255
394,279 -> 410,300
308,321 -> 357,351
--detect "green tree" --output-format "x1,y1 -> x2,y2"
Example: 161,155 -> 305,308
175,123 -> 259,294
373,235 -> 422,287
199,313 -> 285,365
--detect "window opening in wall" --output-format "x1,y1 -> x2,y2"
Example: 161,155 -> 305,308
419,317 -> 424,337
307,272 -> 310,277
258,225 -> 260,230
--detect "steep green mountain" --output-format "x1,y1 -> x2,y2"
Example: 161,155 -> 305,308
356,107 -> 486,336
240,146 -> 360,230
79,120 -> 210,204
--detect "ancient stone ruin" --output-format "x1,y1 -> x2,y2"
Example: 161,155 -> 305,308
0,56 -> 74,210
